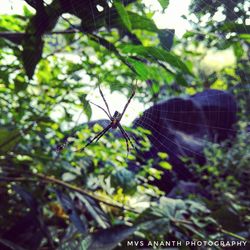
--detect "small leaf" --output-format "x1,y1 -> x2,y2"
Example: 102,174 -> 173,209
233,42 -> 244,59
157,152 -> 168,159
159,161 -> 172,170
79,94 -> 92,121
158,29 -> 174,51
14,74 -> 28,92
158,0 -> 170,10
114,0 -> 132,31
62,172 -> 77,182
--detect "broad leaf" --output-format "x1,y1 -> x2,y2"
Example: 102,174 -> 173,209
76,194 -> 110,229
127,12 -> 158,32
121,45 -> 193,75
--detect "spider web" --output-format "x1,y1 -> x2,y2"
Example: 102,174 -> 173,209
58,0 -> 249,161
14,0 -> 249,159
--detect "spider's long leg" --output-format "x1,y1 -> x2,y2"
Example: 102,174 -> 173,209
99,85 -> 112,118
118,124 -> 135,149
89,101 -> 111,119
76,123 -> 112,152
56,127 -> 79,152
120,85 -> 136,120
119,128 -> 130,154
118,124 -> 134,154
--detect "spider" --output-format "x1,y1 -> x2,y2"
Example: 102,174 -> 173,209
57,84 -> 136,153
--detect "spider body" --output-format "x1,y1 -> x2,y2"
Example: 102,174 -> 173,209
57,84 -> 136,153
111,111 -> 122,129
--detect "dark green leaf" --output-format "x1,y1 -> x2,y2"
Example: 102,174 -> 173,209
127,12 -> 158,32
56,190 -> 88,234
121,45 -> 193,75
76,194 -> 110,229
158,29 -> 174,51
0,127 -> 20,153
114,0 -> 132,31
111,168 -> 137,194
14,74 -> 28,92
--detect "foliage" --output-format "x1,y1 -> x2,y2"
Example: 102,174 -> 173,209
0,0 -> 249,249
191,125 -> 250,238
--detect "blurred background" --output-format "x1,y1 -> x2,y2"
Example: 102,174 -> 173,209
0,0 -> 249,249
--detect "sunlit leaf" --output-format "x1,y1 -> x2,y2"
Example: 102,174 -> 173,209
79,94 -> 92,121
121,45 -> 193,75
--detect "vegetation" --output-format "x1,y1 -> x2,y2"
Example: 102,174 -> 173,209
0,0 -> 249,249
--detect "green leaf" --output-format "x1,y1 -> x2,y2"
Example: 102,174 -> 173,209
137,197 -> 186,234
159,161 -> 172,170
126,57 -> 149,80
233,42 -> 244,59
114,0 -> 132,31
79,94 -> 92,121
239,34 -> 250,42
157,152 -> 168,159
0,127 -> 20,153
23,5 -> 34,17
111,168 -> 137,194
175,73 -> 189,86
158,0 -> 170,10
62,172 -> 77,182
120,45 -> 193,75
127,12 -> 158,32
220,23 -> 250,34
76,194 -> 110,229
14,74 -> 28,92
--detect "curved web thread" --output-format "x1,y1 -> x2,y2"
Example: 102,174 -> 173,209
43,0 -> 248,157
131,87 -> 245,163
133,110 -> 206,160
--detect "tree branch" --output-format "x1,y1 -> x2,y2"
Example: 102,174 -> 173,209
0,170 -> 138,214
